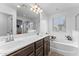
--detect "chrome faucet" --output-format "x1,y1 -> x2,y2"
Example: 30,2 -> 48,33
5,32 -> 14,42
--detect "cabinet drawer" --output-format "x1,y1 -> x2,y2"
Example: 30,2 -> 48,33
28,52 -> 34,56
36,39 -> 43,49
37,51 -> 43,56
36,46 -> 43,56
8,43 -> 34,56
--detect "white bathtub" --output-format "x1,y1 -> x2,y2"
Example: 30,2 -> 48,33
50,40 -> 78,56
50,31 -> 79,56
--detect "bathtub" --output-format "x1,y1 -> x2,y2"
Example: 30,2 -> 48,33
50,40 -> 78,56
50,31 -> 79,56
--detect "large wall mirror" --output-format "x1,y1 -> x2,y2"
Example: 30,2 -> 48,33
0,12 -> 13,36
53,15 -> 66,32
16,4 -> 40,34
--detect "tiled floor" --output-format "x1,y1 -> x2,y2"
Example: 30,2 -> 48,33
48,51 -> 63,56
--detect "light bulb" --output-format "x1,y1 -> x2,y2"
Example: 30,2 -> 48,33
33,10 -> 36,12
34,5 -> 38,8
36,8 -> 40,12
32,5 -> 35,9
17,5 -> 21,8
36,11 -> 39,14
30,8 -> 33,11
21,25 -> 23,28
38,7 -> 40,10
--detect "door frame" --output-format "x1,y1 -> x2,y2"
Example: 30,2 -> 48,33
75,14 -> 79,31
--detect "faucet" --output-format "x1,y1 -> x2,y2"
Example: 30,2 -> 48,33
5,32 -> 14,42
65,35 -> 72,41
37,32 -> 39,35
50,35 -> 56,41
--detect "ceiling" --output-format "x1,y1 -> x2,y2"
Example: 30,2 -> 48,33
38,3 -> 79,16
5,3 -> 40,20
16,4 -> 40,20
5,3 -> 79,18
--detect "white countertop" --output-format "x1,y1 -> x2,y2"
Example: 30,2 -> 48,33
0,34 -> 49,56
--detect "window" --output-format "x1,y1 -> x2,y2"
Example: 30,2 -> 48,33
53,16 -> 66,32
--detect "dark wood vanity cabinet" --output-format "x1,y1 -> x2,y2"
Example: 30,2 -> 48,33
44,36 -> 50,56
8,36 -> 50,56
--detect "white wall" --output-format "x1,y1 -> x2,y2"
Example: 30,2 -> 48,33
0,4 -> 16,35
76,14 -> 79,31
48,9 -> 79,43
0,13 -> 9,36
40,12 -> 48,34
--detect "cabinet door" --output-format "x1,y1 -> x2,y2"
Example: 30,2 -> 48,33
28,52 -> 35,56
36,39 -> 43,49
35,39 -> 43,56
44,36 -> 50,56
36,46 -> 43,56
8,43 -> 35,56
47,36 -> 50,53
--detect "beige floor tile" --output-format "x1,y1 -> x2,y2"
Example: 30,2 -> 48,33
48,51 -> 63,56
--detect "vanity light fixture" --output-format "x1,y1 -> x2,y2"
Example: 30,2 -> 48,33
30,3 -> 43,14
17,4 -> 27,8
21,25 -> 23,28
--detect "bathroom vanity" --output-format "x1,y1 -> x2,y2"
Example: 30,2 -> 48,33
0,4 -> 50,56
7,36 -> 50,56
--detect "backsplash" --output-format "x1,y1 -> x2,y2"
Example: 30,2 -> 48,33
0,31 -> 37,42
0,36 -> 7,42
14,31 -> 37,39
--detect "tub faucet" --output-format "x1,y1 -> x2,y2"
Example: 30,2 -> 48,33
65,35 -> 72,41
50,36 -> 56,41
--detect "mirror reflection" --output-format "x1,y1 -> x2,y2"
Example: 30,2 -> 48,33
16,4 -> 40,34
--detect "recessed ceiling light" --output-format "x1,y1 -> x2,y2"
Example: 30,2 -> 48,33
17,5 -> 21,8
